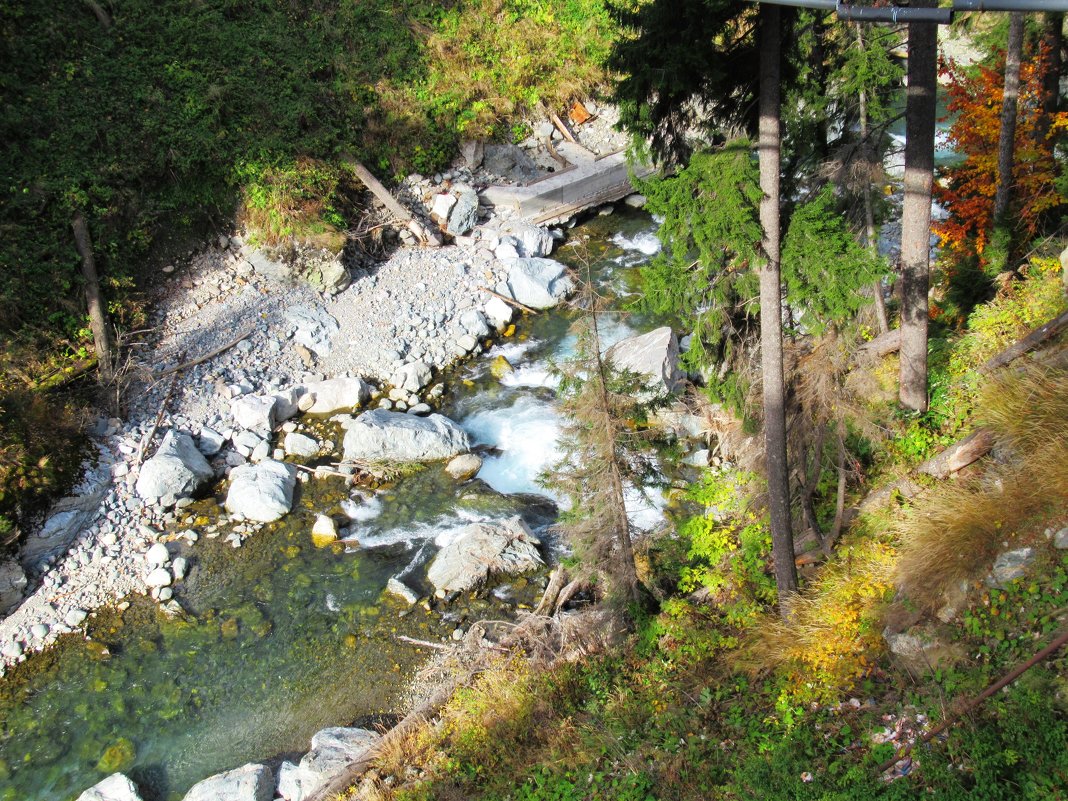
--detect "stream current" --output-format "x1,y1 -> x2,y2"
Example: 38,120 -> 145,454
0,210 -> 665,801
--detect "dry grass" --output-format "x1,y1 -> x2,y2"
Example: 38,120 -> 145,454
894,365 -> 1068,612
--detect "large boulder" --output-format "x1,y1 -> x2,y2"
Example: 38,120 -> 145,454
277,727 -> 381,801
0,558 -> 28,617
224,460 -> 297,522
427,516 -> 543,593
605,326 -> 683,397
77,773 -> 143,801
483,143 -> 540,182
298,377 -> 371,415
136,431 -> 213,504
503,258 -> 573,310
245,248 -> 293,283
342,410 -> 470,463
182,763 -> 273,801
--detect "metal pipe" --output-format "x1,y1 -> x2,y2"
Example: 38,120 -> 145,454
838,5 -> 953,23
743,0 -> 1068,13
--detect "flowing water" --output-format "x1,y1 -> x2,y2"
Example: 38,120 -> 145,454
0,210 -> 664,801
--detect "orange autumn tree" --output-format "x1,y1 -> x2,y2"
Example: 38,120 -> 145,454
935,44 -> 1067,269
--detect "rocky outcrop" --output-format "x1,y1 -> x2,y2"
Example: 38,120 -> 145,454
277,727 -> 381,801
342,410 -> 470,463
502,258 -> 573,310
183,763 -> 273,801
19,482 -> 107,571
427,516 -> 543,593
987,547 -> 1037,588
605,326 -> 682,397
224,460 -> 297,522
135,431 -> 214,505
77,773 -> 143,801
883,623 -> 964,676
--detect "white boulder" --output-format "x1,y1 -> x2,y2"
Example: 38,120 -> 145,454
499,221 -> 554,258
182,763 -> 273,801
224,460 -> 297,523
605,326 -> 683,397
283,432 -> 320,458
278,727 -> 381,801
504,258 -> 573,309
230,394 -> 278,436
342,410 -> 470,463
135,431 -> 213,503
77,773 -> 143,801
391,361 -> 432,394
297,377 -> 371,415
427,517 -> 543,593
483,297 -> 514,331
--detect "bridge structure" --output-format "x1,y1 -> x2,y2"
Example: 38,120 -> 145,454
480,150 -> 657,227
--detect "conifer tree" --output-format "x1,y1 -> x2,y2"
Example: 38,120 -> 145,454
548,260 -> 663,607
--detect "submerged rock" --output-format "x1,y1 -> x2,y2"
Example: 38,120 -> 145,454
224,460 -> 297,523
182,763 -> 273,801
445,453 -> 483,481
605,326 -> 683,397
503,258 -> 573,310
136,431 -> 213,504
311,515 -> 338,547
342,410 -> 470,463
427,516 -> 544,593
77,773 -> 143,801
278,727 -> 381,801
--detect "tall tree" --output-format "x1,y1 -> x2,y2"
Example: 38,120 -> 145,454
758,3 -> 798,608
1036,12 -> 1064,144
898,1 -> 938,413
993,12 -> 1025,224
71,212 -> 114,384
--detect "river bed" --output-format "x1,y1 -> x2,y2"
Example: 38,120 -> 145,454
0,209 -> 664,801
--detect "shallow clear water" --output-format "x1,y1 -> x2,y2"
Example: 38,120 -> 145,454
0,209 -> 664,801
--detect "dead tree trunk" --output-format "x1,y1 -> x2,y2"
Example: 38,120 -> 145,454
759,4 -> 798,611
71,212 -> 114,384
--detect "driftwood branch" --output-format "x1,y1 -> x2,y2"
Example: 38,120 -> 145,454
876,627 -> 1068,774
343,157 -> 437,247
478,286 -> 536,314
395,635 -> 452,651
979,310 -> 1068,374
135,370 -> 180,467
153,328 -> 254,378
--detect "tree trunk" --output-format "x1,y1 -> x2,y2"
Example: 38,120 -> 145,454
856,23 -> 890,335
71,212 -> 114,384
758,4 -> 798,611
898,3 -> 937,413
994,13 -> 1024,223
1036,13 -> 1064,145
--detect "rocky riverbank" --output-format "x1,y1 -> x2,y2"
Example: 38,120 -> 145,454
0,97 -> 635,671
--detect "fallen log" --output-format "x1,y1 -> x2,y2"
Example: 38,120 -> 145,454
343,158 -> 438,247
855,328 -> 901,360
534,565 -> 569,616
916,428 -> 995,479
979,309 -> 1068,373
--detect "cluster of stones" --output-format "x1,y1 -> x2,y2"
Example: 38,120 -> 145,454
75,725 -> 380,801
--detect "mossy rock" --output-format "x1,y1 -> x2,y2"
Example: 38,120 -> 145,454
96,737 -> 135,773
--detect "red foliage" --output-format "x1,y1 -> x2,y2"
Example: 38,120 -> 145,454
934,43 -> 1066,264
